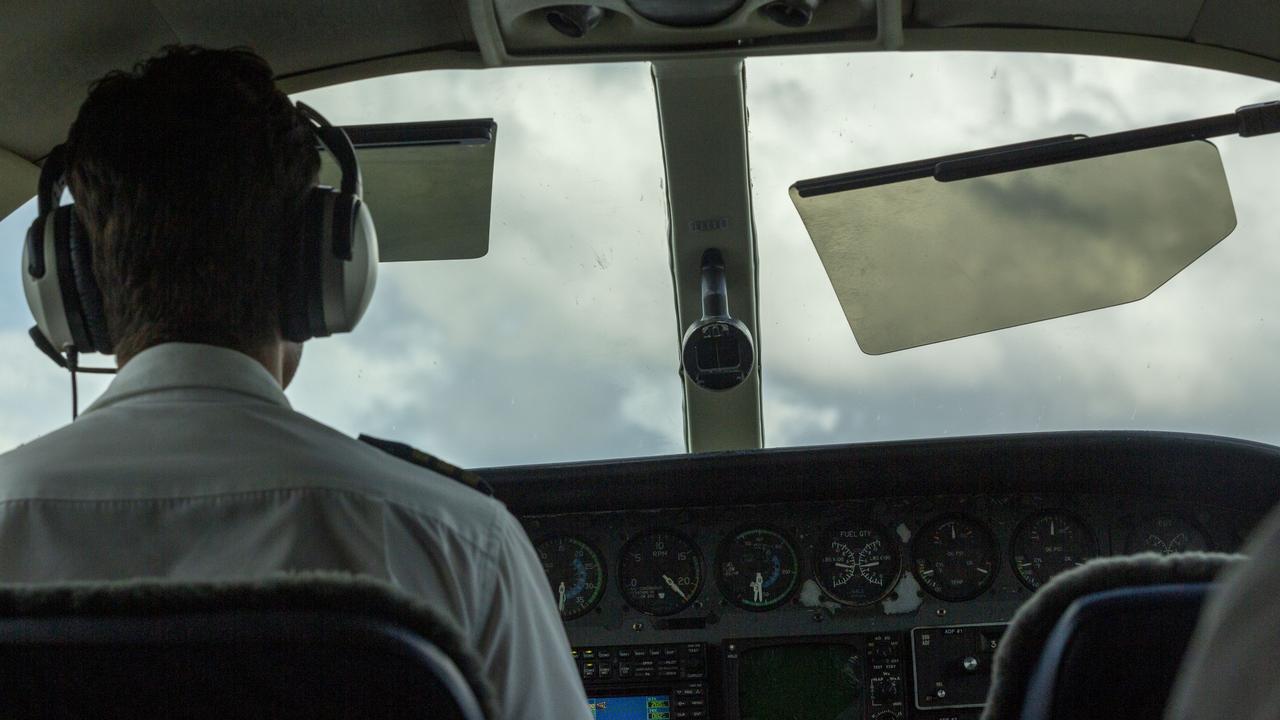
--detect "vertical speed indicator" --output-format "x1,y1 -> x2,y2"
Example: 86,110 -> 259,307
813,521 -> 901,606
535,535 -> 606,621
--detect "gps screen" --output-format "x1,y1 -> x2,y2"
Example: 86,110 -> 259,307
587,694 -> 672,720
737,644 -> 863,720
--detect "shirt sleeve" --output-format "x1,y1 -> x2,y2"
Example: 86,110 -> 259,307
473,507 -> 593,720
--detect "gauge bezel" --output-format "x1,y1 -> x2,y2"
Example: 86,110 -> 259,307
1123,513 -> 1213,555
910,513 -> 999,602
812,518 -> 902,607
534,533 -> 607,621
617,528 -> 705,616
1009,509 -> 1098,590
715,524 -> 802,612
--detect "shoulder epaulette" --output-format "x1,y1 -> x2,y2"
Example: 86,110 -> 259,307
358,434 -> 494,497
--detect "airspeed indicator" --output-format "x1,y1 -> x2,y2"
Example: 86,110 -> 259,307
535,535 -> 605,621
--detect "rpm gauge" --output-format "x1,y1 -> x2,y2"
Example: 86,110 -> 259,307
535,535 -> 606,621
1011,511 -> 1098,590
1126,515 -> 1209,555
911,514 -> 998,601
716,527 -> 800,611
814,521 -> 901,606
618,530 -> 703,616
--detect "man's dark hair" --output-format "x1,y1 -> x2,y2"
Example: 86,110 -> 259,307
64,45 -> 320,359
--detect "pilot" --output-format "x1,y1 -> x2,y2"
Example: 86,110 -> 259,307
0,46 -> 590,720
1167,511 -> 1280,719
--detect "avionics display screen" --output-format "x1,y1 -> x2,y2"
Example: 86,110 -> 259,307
587,693 -> 672,720
737,644 -> 863,720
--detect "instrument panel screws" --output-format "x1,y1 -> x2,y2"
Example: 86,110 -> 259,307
935,608 -> 947,617
631,622 -> 644,632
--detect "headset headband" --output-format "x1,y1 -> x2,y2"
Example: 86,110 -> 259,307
296,102 -> 362,197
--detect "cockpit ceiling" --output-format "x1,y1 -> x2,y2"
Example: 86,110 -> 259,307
2,0 -> 1280,164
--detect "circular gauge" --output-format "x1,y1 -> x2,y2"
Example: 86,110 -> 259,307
618,530 -> 703,616
911,514 -> 999,602
1126,515 -> 1210,555
1011,511 -> 1098,590
535,535 -> 606,621
813,521 -> 901,606
716,527 -> 801,611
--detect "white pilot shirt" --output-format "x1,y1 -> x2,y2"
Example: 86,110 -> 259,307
0,342 -> 591,720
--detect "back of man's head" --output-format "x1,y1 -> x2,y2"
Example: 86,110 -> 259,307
65,45 -> 320,360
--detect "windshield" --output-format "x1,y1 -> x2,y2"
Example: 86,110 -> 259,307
748,52 -> 1280,449
1,53 -> 1278,465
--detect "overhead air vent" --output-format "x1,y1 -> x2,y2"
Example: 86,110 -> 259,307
759,0 -> 820,27
624,0 -> 745,27
545,5 -> 606,37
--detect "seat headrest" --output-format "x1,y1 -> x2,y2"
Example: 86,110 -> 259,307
981,552 -> 1243,720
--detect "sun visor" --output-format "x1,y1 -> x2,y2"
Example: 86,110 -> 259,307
791,140 -> 1237,355
320,119 -> 496,262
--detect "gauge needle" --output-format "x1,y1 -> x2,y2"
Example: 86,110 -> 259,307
662,574 -> 688,600
558,581 -> 566,612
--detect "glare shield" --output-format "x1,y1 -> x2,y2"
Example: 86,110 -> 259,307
791,140 -> 1236,354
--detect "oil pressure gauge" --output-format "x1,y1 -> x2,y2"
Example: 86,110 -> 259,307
1011,511 -> 1098,590
814,520 -> 901,606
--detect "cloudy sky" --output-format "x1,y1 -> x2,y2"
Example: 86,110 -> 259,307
1,51 -> 1278,467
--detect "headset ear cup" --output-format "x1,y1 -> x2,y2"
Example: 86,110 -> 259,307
25,214 -> 48,280
314,192 -> 378,336
280,189 -> 327,343
65,208 -> 113,354
51,207 -> 94,352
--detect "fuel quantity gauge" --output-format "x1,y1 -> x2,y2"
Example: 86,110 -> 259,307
716,527 -> 800,611
535,535 -> 606,620
814,520 -> 901,606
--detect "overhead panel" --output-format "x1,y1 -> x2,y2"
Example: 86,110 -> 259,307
0,148 -> 37,222
0,1 -> 473,162
1192,0 -> 1280,62
912,0 -> 1204,37
150,0 -> 467,77
477,0 -> 903,62
0,2 -> 177,160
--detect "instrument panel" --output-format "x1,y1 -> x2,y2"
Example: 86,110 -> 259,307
487,431 -> 1280,719
522,493 -> 1253,641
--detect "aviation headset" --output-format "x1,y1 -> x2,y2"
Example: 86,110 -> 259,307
21,101 -> 378,360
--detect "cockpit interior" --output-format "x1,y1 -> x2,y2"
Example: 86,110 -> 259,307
3,2 -> 1280,719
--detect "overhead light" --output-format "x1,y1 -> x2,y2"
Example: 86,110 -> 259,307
760,0 -> 821,27
545,5 -> 605,38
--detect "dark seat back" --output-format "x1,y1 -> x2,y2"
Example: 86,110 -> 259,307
0,577 -> 493,720
1021,583 -> 1210,720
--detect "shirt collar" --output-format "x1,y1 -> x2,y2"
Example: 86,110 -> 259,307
83,342 -> 291,415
